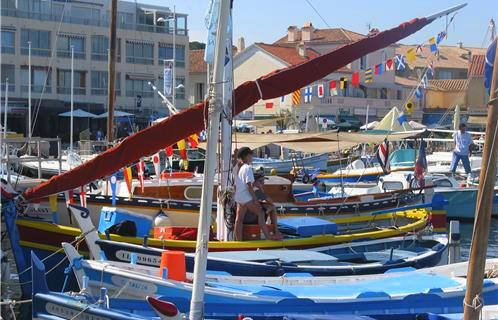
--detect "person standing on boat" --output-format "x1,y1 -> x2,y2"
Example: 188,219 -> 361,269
233,147 -> 276,241
450,123 -> 475,175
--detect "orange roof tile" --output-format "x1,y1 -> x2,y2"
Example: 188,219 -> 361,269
395,45 -> 486,70
468,54 -> 485,77
428,79 -> 468,92
189,49 -> 207,74
255,43 -> 320,65
274,27 -> 365,45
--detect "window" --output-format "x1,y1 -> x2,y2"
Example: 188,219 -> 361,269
57,34 -> 85,59
1,30 -> 15,54
396,90 -> 403,100
360,56 -> 367,70
91,36 -> 121,62
438,70 -> 452,80
18,0 -> 41,13
21,67 -> 51,93
91,71 -> 121,96
175,77 -> 185,99
1,64 -> 15,92
21,29 -> 51,56
194,82 -> 205,103
126,78 -> 153,98
70,6 -> 100,25
380,88 -> 387,99
158,44 -> 185,67
126,41 -> 153,65
57,69 -> 86,95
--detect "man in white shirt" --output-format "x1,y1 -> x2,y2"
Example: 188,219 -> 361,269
233,147 -> 277,241
450,123 -> 474,174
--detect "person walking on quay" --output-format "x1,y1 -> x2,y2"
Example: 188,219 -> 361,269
450,123 -> 475,175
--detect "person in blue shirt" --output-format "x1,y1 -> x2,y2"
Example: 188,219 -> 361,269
450,123 -> 475,174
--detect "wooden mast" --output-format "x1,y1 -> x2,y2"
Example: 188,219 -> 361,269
463,37 -> 498,320
106,0 -> 117,147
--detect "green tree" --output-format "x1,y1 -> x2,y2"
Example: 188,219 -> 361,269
189,41 -> 206,50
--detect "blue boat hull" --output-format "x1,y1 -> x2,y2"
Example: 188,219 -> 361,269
435,188 -> 498,219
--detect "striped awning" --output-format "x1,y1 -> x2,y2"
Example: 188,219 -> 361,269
126,73 -> 155,81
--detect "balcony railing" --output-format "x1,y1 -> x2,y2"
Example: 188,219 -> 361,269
158,60 -> 185,68
57,87 -> 86,95
2,46 -> 15,54
21,85 -> 51,93
2,8 -> 188,36
57,50 -> 85,59
21,47 -> 51,56
91,53 -> 121,62
1,83 -> 15,92
91,88 -> 121,96
126,57 -> 154,65
126,91 -> 153,98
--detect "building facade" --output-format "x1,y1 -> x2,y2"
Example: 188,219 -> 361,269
1,0 -> 189,138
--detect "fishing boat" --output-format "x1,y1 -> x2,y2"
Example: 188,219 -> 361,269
252,153 -> 329,172
68,204 -> 448,277
61,242 -> 498,317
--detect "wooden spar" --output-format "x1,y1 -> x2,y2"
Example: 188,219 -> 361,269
463,37 -> 498,320
106,0 -> 117,147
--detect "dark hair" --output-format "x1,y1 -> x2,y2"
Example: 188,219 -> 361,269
459,123 -> 466,129
237,147 -> 253,159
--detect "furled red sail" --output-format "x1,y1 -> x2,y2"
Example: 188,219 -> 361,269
24,17 -> 430,201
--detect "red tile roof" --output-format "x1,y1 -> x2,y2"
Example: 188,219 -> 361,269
395,45 -> 486,70
428,79 -> 468,92
189,49 -> 207,74
255,43 -> 320,65
274,28 -> 365,45
468,54 -> 485,77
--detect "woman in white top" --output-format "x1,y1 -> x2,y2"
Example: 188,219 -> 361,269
233,147 -> 278,241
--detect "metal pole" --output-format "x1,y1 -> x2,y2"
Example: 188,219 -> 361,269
4,78 -> 8,138
28,41 -> 32,140
106,0 -> 117,147
172,5 -> 176,109
70,45 -> 74,152
463,36 -> 498,320
189,0 -> 230,318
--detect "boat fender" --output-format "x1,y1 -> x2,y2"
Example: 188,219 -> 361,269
302,174 -> 310,184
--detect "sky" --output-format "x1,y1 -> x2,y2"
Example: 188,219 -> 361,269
139,0 -> 497,49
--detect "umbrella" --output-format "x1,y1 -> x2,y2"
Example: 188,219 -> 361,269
95,111 -> 135,118
58,109 -> 96,118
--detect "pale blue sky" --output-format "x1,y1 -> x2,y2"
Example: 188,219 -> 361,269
140,0 -> 497,48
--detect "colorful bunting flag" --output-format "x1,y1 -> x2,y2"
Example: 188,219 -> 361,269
152,152 -> 161,179
406,48 -> 416,63
374,63 -> 383,75
110,173 -> 117,206
405,100 -> 414,115
292,89 -> 301,106
398,112 -> 408,125
329,80 -> 338,96
164,146 -> 174,168
280,95 -> 285,102
123,166 -> 133,195
427,62 -> 434,77
351,72 -> 360,87
136,159 -> 145,193
395,55 -> 406,71
415,87 -> 423,100
421,74 -> 428,89
339,77 -> 348,89
429,37 -> 437,52
303,86 -> 312,103
265,102 -> 274,109
317,84 -> 324,98
416,44 -> 424,54
48,194 -> 58,223
79,185 -> 87,208
63,189 -> 74,208
385,59 -> 394,71
365,69 -> 373,83
177,139 -> 187,160
188,134 -> 199,148
436,31 -> 446,44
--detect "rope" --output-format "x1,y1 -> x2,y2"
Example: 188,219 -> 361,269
254,80 -> 263,100
463,294 -> 483,312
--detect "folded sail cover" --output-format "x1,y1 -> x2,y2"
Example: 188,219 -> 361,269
23,17 -> 430,201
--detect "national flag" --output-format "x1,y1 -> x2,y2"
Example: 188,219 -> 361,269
365,69 -> 373,83
416,44 -> 424,54
414,139 -> 428,187
415,87 -> 423,100
329,80 -> 338,96
63,189 -> 74,207
292,89 -> 301,106
406,48 -> 416,63
405,100 -> 415,115
351,72 -> 360,87
374,63 -> 383,75
436,31 -> 446,44
429,37 -> 437,52
395,55 -> 406,71
485,39 -> 496,94
164,145 -> 174,168
152,152 -> 161,179
188,134 -> 199,148
79,185 -> 87,208
317,84 -> 324,98
398,112 -> 408,125
376,139 -> 390,174
427,62 -> 434,77
110,173 -> 117,206
303,86 -> 313,103
123,166 -> 133,194
177,139 -> 187,160
136,159 -> 145,193
385,58 -> 394,71
265,102 -> 274,109
339,77 -> 348,89
48,194 -> 58,213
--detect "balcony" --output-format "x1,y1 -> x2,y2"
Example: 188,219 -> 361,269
2,8 -> 188,36
126,57 -> 154,65
2,46 -> 15,54
91,88 -> 121,96
21,85 -> 51,93
126,91 -> 153,98
91,53 -> 121,62
57,50 -> 85,60
57,87 -> 86,95
21,47 -> 51,57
